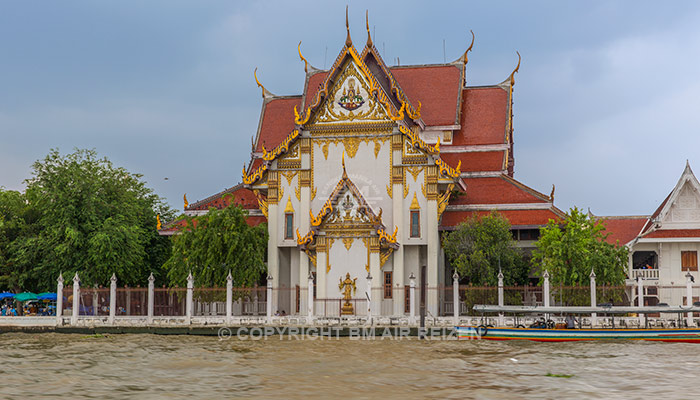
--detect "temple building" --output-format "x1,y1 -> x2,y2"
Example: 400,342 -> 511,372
596,162 -> 700,308
160,14 -> 565,316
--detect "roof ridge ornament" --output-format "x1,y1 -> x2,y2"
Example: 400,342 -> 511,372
254,67 -> 274,98
462,30 -> 475,64
298,41 -> 317,74
365,10 -> 372,47
341,151 -> 348,178
509,51 -> 521,87
345,6 -> 352,48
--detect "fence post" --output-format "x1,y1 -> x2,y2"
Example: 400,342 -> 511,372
590,269 -> 597,327
71,273 -> 80,325
147,273 -> 155,324
686,272 -> 694,327
452,271 -> 459,327
266,274 -> 273,324
56,273 -> 64,326
307,272 -> 314,322
226,271 -> 232,324
543,270 -> 550,322
409,273 -> 416,325
92,285 -> 98,316
497,269 -> 504,326
186,271 -> 193,325
109,273 -> 117,325
366,273 -> 373,323
637,276 -> 644,326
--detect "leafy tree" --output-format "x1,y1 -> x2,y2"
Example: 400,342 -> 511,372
5,149 -> 174,291
0,188 -> 42,291
442,211 -> 529,286
532,207 -> 628,287
163,201 -> 268,288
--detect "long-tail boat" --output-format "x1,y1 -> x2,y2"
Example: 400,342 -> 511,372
456,304 -> 700,342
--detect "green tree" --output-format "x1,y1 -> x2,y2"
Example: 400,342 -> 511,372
163,201 -> 268,288
0,188 -> 42,291
8,148 -> 174,291
532,207 -> 628,287
442,211 -> 529,286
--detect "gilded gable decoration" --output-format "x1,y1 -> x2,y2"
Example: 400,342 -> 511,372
284,197 -> 295,213
410,193 -> 421,210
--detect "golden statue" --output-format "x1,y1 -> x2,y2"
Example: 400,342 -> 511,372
338,272 -> 357,315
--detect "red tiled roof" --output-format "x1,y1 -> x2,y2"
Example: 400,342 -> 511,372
255,97 -> 301,153
188,185 -> 258,211
440,209 -> 562,229
390,65 -> 462,126
598,217 -> 648,245
303,71 -> 329,109
644,229 -> 700,239
452,87 -> 508,146
440,151 -> 505,172
450,175 -> 549,205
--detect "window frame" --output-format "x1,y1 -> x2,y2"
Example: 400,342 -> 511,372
383,271 -> 392,299
682,250 -> 698,272
410,210 -> 420,238
284,213 -> 294,240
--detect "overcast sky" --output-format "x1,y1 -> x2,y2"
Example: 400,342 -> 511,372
2,1 -> 699,216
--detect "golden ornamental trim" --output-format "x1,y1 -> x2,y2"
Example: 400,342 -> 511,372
377,226 -> 398,244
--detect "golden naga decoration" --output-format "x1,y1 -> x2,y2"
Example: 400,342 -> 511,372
253,189 -> 268,218
377,226 -> 398,244
462,30 -> 475,64
339,272 -> 357,315
406,101 -> 422,120
437,183 -> 455,219
156,214 -> 162,230
263,130 -> 300,161
310,199 -> 333,227
294,104 -> 312,125
398,125 -> 439,156
296,228 -> 315,246
254,67 -> 272,98
387,100 -> 406,121
434,136 -> 441,153
242,163 -> 266,185
509,51 -> 521,87
183,193 -> 189,209
365,10 -> 372,47
298,41 -> 309,74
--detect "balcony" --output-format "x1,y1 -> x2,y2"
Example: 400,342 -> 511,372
631,269 -> 659,280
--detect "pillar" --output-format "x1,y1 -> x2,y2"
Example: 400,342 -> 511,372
409,273 -> 416,325
56,273 -> 64,326
316,238 -> 327,299
226,271 -> 232,324
369,238 -> 381,317
307,272 -> 314,322
299,253 -> 310,316
426,200 -> 439,316
71,273 -> 80,325
92,285 -> 98,316
497,269 -> 504,326
147,273 -> 155,324
185,271 -> 193,325
266,274 -> 273,323
452,271 -> 459,326
590,269 -> 597,327
686,272 -> 693,327
392,138 -> 405,317
543,270 -> 550,308
637,276 -> 644,326
267,200 -> 279,313
366,273 -> 373,321
109,273 -> 117,325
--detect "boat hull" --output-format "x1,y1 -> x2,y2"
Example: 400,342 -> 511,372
455,326 -> 700,343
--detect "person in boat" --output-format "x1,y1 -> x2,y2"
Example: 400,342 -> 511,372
565,315 -> 578,329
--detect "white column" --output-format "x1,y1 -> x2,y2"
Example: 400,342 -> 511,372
369,246 -> 381,317
543,270 -> 550,308
185,272 -> 193,325
366,273 -> 373,322
109,273 -> 117,325
56,273 -> 64,326
497,269 -> 504,326
266,274 -> 273,323
226,271 -> 232,324
92,286 -> 98,316
307,272 -> 314,322
409,273 -> 416,325
452,271 -> 459,326
637,276 -> 644,326
590,269 -> 597,327
299,253 -> 309,316
426,200 -> 439,316
147,273 -> 155,324
686,272 -> 694,327
71,273 -> 80,325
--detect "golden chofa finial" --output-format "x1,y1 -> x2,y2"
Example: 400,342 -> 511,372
462,30 -> 475,64
183,193 -> 189,210
365,10 -> 372,47
509,51 -> 521,87
345,6 -> 352,48
254,67 -> 272,98
298,41 -> 309,74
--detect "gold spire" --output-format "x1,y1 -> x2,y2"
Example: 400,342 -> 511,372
156,214 -> 162,230
284,197 -> 295,213
462,30 -> 475,64
254,67 -> 272,98
183,193 -> 189,210
298,41 -> 309,74
365,10 -> 372,47
410,192 -> 420,210
509,51 -> 521,87
345,6 -> 352,48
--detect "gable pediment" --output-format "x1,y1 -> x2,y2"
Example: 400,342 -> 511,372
657,163 -> 700,227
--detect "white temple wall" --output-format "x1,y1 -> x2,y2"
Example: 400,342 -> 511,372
325,238 -> 369,300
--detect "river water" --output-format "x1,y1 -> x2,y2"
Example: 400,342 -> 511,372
0,332 -> 698,399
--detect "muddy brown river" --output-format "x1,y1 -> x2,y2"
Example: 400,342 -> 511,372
0,332 -> 698,399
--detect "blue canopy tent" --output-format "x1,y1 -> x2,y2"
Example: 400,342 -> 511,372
37,292 -> 57,301
0,292 -> 15,300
